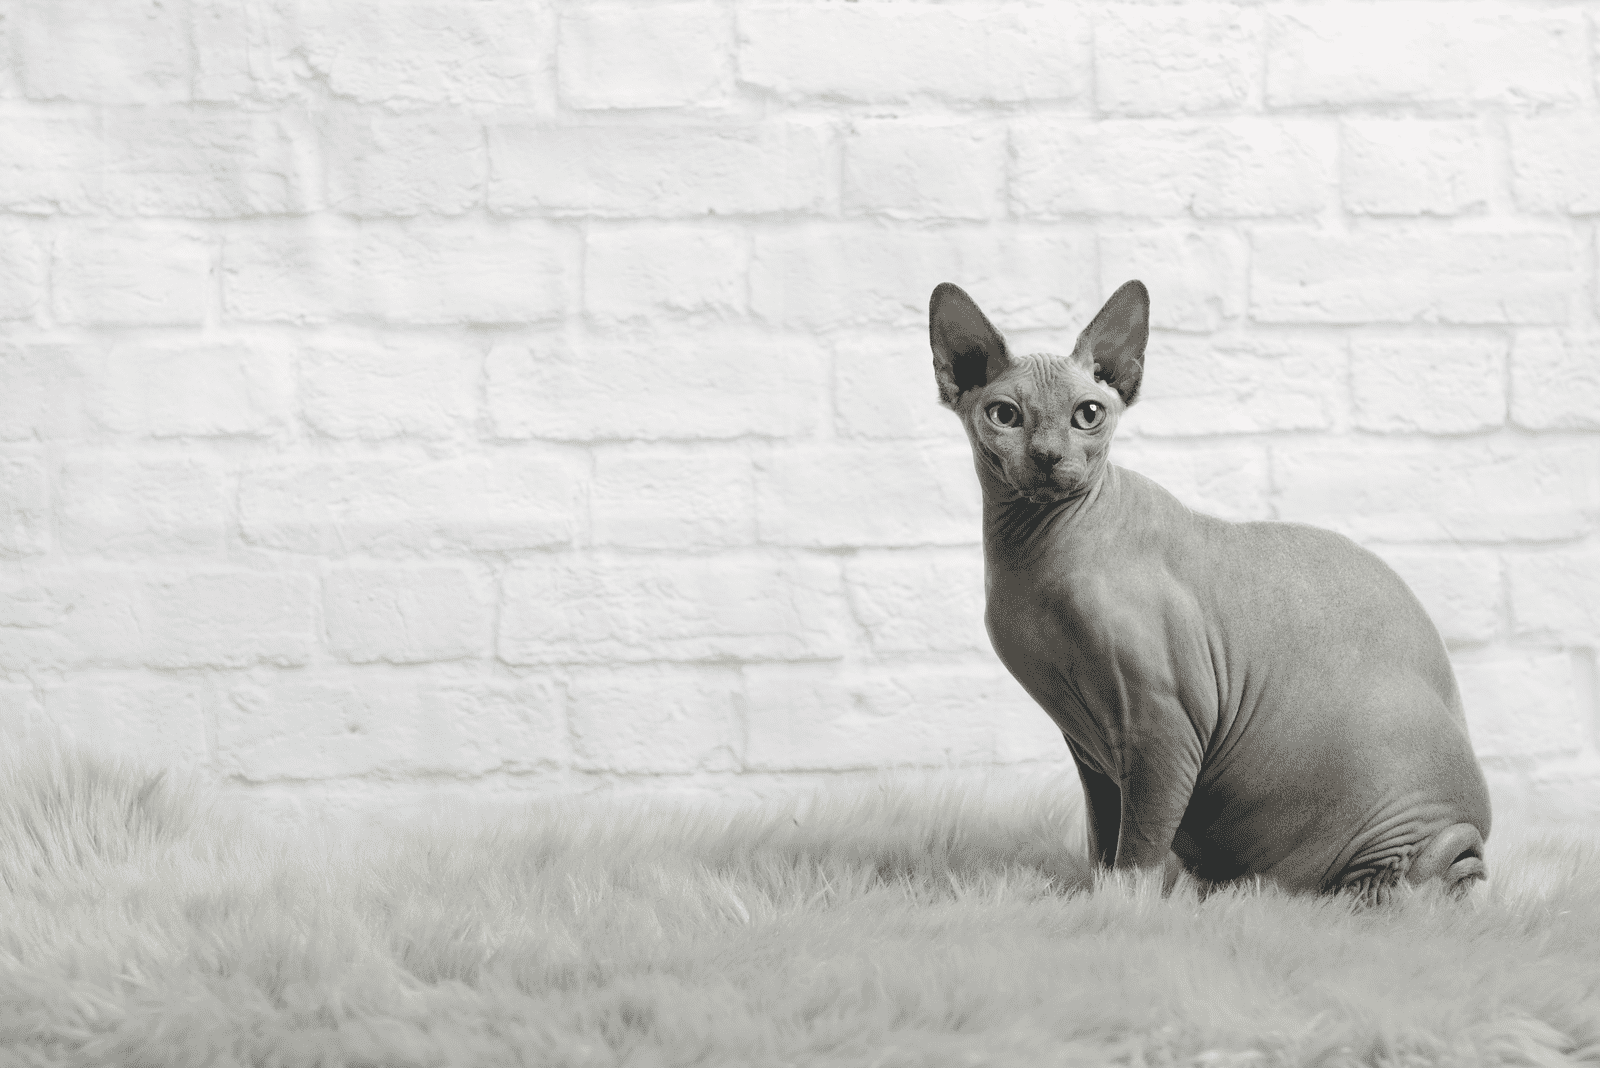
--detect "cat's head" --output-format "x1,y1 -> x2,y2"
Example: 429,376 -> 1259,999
929,280 -> 1148,504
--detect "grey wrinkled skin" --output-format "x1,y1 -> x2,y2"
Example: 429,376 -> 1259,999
931,280 -> 1491,901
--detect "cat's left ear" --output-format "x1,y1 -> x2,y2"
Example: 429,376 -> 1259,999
930,283 -> 1011,410
1076,280 -> 1149,406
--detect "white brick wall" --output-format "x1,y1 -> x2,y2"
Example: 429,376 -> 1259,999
3,0 -> 1600,831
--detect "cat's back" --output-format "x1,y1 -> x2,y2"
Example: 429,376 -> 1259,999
991,465 -> 1452,691
1108,467 -> 1430,624
1079,467 -> 1456,697
1186,511 -> 1444,669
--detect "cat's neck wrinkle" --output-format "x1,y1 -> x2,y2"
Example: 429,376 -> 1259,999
982,469 -> 1112,566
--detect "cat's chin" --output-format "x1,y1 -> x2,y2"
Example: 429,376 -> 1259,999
999,472 -> 1081,505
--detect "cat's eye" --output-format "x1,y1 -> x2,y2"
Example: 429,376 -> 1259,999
987,402 -> 1022,428
1072,401 -> 1105,430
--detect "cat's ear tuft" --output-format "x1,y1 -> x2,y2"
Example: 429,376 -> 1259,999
929,282 -> 1010,410
1077,280 -> 1149,406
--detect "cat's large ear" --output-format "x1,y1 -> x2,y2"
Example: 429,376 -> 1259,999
929,283 -> 1010,409
1076,280 -> 1149,406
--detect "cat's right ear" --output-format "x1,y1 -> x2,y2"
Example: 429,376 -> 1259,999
1076,280 -> 1149,406
929,283 -> 1010,410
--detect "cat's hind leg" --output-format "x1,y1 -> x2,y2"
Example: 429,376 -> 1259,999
1405,822 -> 1486,898
1336,823 -> 1486,905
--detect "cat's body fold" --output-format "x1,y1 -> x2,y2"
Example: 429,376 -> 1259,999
931,280 -> 1491,899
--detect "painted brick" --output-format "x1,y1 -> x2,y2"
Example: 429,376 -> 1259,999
239,454 -> 584,555
324,565 -> 494,664
755,444 -> 980,549
1511,116 -> 1600,216
15,0 -> 191,104
1099,229 -> 1247,332
834,333 -> 973,442
0,344 -> 89,441
566,666 -> 742,774
583,224 -> 747,321
219,672 -> 527,782
498,553 -> 849,665
5,0 -> 1599,820
2,569 -> 306,673
421,680 -> 566,773
1095,5 -> 1259,116
1011,120 -> 1333,219
300,336 -> 478,440
1250,230 -> 1574,325
94,111 -> 317,218
1121,334 -> 1343,437
843,121 -> 1006,221
58,456 -> 228,557
45,680 -> 209,767
0,685 -> 43,744
1366,547 -> 1503,645
0,15 -> 17,100
324,112 -> 484,217
0,115 -> 101,213
843,550 -> 989,657
743,664 -> 1060,772
1453,651 -> 1584,759
192,0 -> 302,103
52,224 -> 211,326
592,446 -> 756,549
559,5 -> 732,109
223,220 -> 575,325
93,341 -> 292,438
220,673 -> 416,780
750,225 -> 1098,331
1511,330 -> 1600,431
1111,440 -> 1273,522
738,4 -> 1090,105
1526,758 -> 1600,827
0,571 -> 145,670
0,111 -> 308,220
1350,335 -> 1506,434
485,330 -> 828,442
1508,548 -> 1600,643
489,124 -> 830,217
1272,440 -> 1600,542
0,450 -> 49,557
298,1 -> 554,106
1266,5 -> 1586,107
143,571 -> 315,669
0,219 -> 46,321
1342,120 -> 1491,217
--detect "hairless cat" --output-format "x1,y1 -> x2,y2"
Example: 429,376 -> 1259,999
930,280 -> 1491,901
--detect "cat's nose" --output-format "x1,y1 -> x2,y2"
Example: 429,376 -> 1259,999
1029,448 -> 1063,472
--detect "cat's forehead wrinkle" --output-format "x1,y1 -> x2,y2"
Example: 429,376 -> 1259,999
1002,352 -> 1095,399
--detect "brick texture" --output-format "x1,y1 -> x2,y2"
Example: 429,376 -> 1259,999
94,342 -> 292,438
6,0 -> 1598,828
1341,120 -> 1491,217
52,224 -> 213,326
1095,6 -> 1260,117
559,5 -> 732,111
323,565 -> 494,664
498,554 -> 849,665
737,5 -> 1090,105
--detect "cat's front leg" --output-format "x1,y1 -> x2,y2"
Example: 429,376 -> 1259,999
1068,746 -> 1121,868
1111,722 -> 1203,875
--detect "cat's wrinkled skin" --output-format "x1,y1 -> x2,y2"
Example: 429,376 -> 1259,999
931,280 -> 1492,901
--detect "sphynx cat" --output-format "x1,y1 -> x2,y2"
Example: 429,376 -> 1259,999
930,280 -> 1491,900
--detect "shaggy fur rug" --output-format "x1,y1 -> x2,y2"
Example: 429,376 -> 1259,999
2,748 -> 1599,1067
